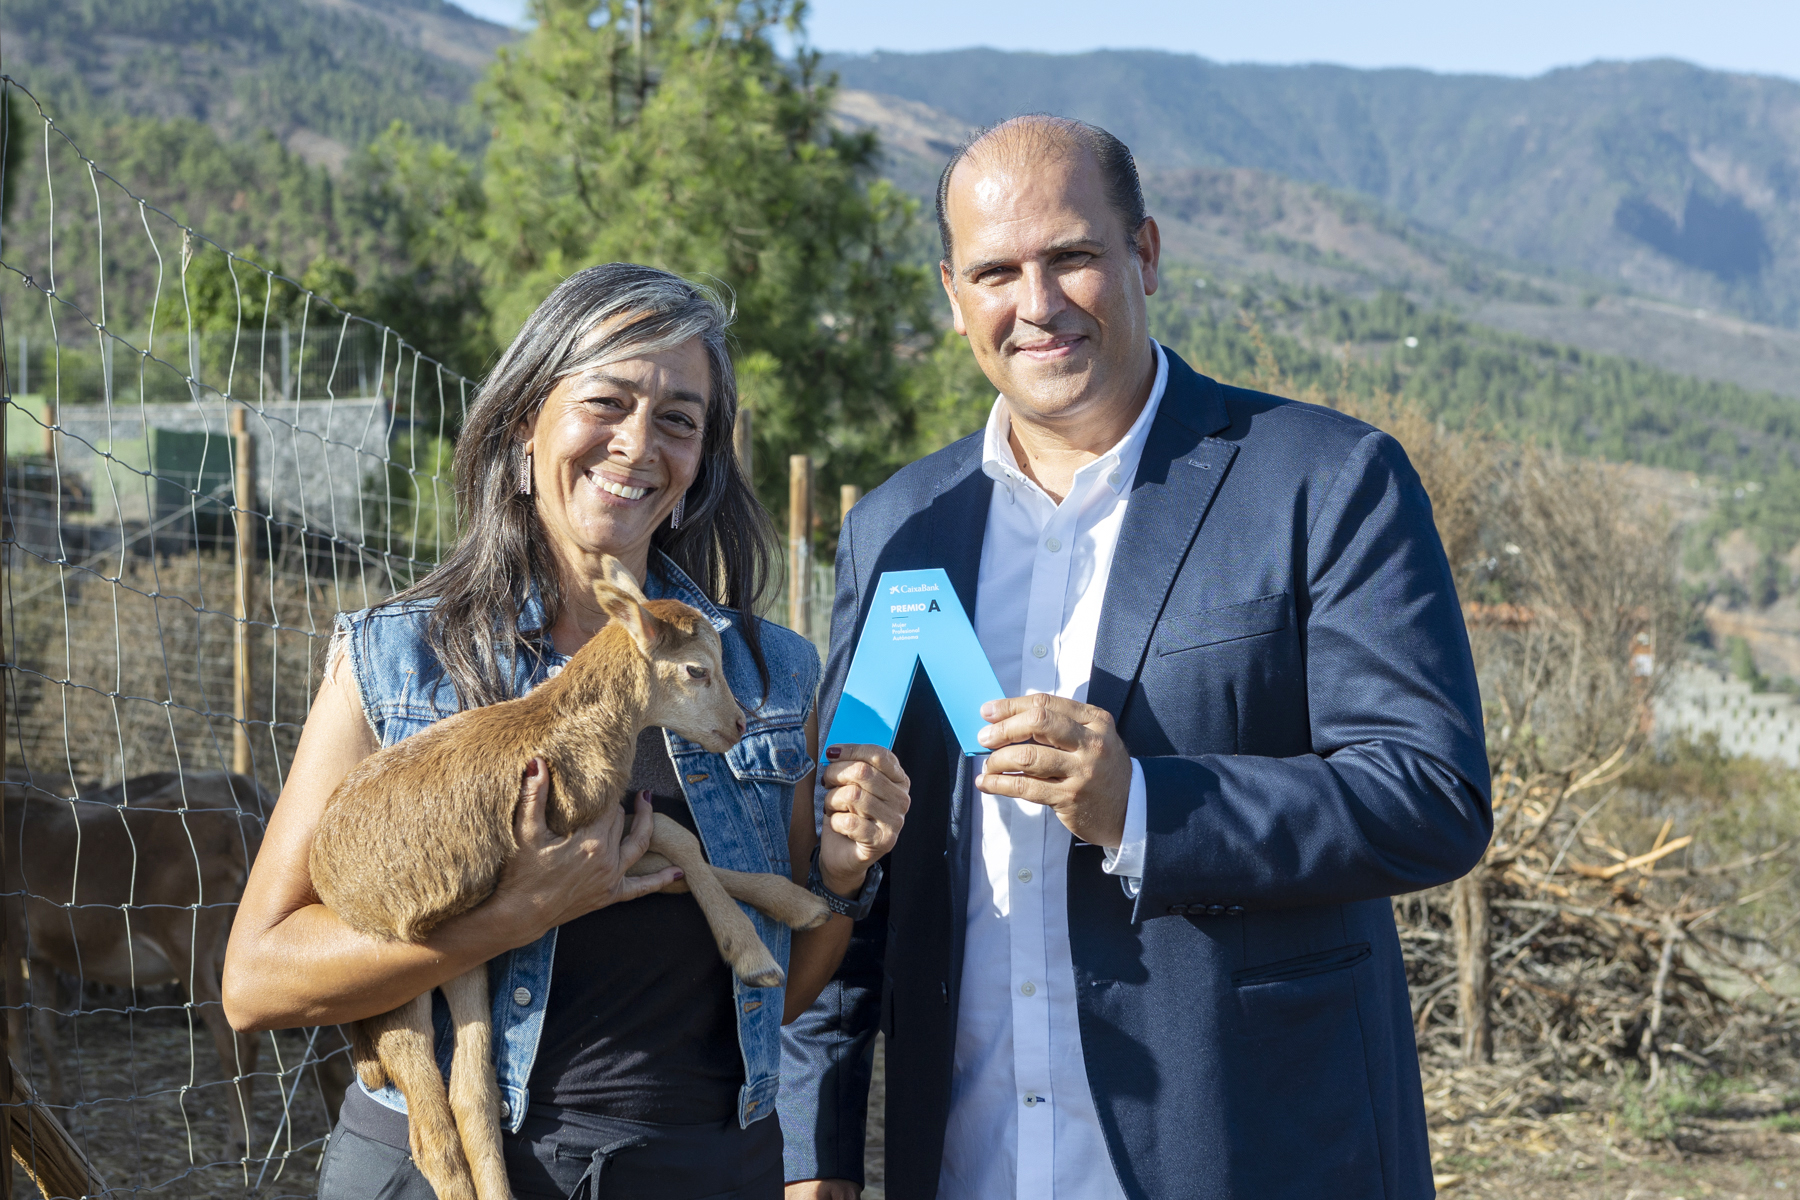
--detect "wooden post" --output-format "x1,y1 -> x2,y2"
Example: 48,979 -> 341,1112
230,406 -> 254,777
788,455 -> 812,635
839,484 -> 861,531
1,326 -> 12,1200
1450,865 -> 1492,1064
5,1071 -> 104,1200
734,407 -> 753,485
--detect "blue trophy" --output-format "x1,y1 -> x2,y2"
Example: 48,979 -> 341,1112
820,569 -> 1005,762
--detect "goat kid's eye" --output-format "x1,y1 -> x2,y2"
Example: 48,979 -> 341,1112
685,665 -> 709,681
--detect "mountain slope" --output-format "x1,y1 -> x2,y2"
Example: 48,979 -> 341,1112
16,9 -> 1800,414
2,0 -> 515,168
825,50 -> 1800,329
838,87 -> 1800,402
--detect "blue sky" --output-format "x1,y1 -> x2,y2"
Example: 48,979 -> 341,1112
449,0 -> 1797,82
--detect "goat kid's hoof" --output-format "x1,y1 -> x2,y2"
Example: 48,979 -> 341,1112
740,964 -> 786,988
795,895 -> 833,931
731,945 -> 786,989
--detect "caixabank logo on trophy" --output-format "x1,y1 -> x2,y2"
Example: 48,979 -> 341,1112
822,569 -> 1003,760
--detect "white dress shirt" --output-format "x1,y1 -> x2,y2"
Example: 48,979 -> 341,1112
936,342 -> 1166,1200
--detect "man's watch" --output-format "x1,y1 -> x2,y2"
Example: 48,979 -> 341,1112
807,844 -> 883,922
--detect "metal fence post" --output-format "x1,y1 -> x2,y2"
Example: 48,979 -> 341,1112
2,322 -> 13,1200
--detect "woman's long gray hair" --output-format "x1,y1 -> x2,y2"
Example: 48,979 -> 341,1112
391,263 -> 779,709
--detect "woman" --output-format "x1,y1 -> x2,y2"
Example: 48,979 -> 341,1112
223,264 -> 909,1199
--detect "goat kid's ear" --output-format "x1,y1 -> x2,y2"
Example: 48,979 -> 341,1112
598,590 -> 662,658
596,554 -> 649,604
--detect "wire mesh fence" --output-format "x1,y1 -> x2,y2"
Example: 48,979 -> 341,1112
0,75 -> 841,1198
0,75 -> 467,1197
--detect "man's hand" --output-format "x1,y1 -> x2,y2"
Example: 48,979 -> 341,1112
785,1182 -> 860,1200
975,694 -> 1132,846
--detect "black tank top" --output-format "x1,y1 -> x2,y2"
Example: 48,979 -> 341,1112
528,728 -> 743,1122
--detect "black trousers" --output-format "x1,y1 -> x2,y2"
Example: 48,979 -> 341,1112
317,1094 -> 783,1200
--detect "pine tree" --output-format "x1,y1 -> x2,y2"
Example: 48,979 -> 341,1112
392,0 -> 935,510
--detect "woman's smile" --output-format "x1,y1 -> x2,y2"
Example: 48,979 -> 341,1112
588,469 -> 657,504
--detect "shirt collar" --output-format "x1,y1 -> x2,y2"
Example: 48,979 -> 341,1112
980,340 -> 1169,499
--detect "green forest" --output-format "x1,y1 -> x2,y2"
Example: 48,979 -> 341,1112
1159,277 -> 1800,480
10,0 -> 1800,578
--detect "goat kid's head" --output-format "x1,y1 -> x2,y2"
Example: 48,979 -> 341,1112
590,556 -> 745,753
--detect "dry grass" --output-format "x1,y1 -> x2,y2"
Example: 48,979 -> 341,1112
1421,1057 -> 1800,1197
858,1047 -> 1800,1198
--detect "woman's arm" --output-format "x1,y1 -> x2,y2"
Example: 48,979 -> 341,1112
222,651 -> 679,1033
782,713 -> 909,1023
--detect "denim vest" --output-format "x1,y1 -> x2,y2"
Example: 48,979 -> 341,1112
335,553 -> 821,1131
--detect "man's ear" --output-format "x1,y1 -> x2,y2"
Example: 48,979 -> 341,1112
1135,215 -> 1162,298
596,587 -> 662,658
940,260 -> 969,337
597,554 -> 649,604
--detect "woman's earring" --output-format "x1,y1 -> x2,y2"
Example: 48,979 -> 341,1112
519,451 -> 532,497
670,494 -> 685,530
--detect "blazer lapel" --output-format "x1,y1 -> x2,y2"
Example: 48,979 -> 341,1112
1087,354 -> 1237,722
929,442 -> 991,620
922,439 -> 989,1011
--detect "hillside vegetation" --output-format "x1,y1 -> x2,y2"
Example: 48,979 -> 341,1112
12,0 -> 1800,588
828,50 -> 1800,329
3,0 -> 512,166
1173,280 -> 1800,479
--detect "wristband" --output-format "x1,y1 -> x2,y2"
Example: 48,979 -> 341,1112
807,844 -> 882,922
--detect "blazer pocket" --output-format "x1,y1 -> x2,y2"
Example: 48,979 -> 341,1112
1156,591 -> 1290,656
1232,942 -> 1371,988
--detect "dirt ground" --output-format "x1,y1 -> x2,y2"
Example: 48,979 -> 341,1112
1425,1108 -> 1800,1198
9,995 -> 344,1200
17,1017 -> 1800,1198
861,1038 -> 1800,1200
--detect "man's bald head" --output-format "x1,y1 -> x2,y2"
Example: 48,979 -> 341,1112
935,115 -> 1146,269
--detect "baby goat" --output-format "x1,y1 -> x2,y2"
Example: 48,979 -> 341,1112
309,559 -> 829,1200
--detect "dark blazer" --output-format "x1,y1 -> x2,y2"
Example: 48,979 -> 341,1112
779,350 -> 1491,1200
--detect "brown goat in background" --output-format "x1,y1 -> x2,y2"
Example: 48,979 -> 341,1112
1,771 -> 306,1156
309,559 -> 829,1200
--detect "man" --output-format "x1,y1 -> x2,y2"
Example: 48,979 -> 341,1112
779,115 -> 1489,1200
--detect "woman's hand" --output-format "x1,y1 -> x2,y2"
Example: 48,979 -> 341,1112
816,744 -> 909,896
487,760 -> 683,946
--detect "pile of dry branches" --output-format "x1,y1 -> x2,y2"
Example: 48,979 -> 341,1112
1347,395 -> 1800,1129
1401,800 -> 1798,1085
